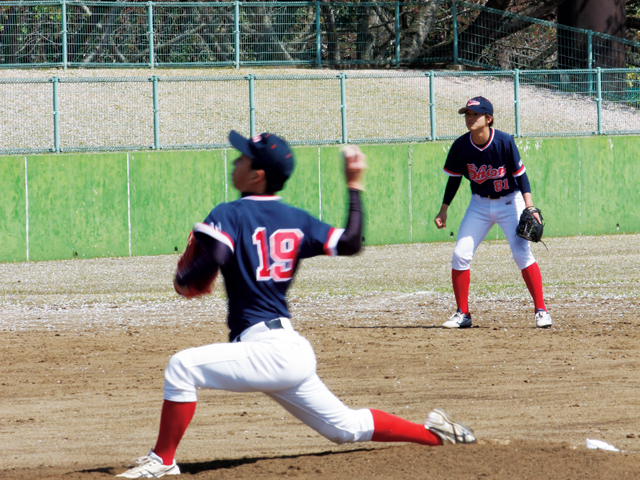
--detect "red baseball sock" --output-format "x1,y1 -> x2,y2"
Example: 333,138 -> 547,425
451,269 -> 470,315
521,263 -> 546,311
153,400 -> 197,465
370,409 -> 442,446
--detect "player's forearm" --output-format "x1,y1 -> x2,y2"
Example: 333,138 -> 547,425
336,189 -> 363,256
523,192 -> 534,208
442,176 -> 462,206
517,171 -> 532,195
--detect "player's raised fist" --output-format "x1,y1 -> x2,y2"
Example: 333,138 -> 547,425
341,145 -> 367,191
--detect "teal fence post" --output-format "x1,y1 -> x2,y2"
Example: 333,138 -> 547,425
588,31 -> 593,95
514,69 -> 520,137
249,74 -> 255,136
148,2 -> 155,68
152,75 -> 160,149
52,77 -> 60,152
234,2 -> 240,69
395,2 -> 400,67
429,71 -> 436,141
316,1 -> 321,68
339,73 -> 348,144
61,0 -> 68,70
452,0 -> 458,65
596,67 -> 602,135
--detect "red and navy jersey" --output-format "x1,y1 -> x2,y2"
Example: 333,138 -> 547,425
443,129 -> 526,198
203,195 -> 343,341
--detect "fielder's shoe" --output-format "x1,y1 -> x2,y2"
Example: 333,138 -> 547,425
425,409 -> 477,445
535,309 -> 552,328
442,309 -> 472,329
116,450 -> 180,478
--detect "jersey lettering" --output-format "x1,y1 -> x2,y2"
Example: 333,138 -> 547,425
252,227 -> 304,282
493,179 -> 509,192
252,227 -> 271,281
270,229 -> 304,281
467,164 -> 506,184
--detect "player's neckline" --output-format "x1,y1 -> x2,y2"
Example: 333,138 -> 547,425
241,195 -> 282,201
469,128 -> 494,151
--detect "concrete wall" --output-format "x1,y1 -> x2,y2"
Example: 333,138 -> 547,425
0,136 -> 637,262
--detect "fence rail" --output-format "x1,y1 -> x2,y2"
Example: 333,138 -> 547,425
1,1 -> 640,71
2,68 -> 640,155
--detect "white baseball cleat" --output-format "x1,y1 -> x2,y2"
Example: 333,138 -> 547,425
442,309 -> 472,329
425,409 -> 477,445
535,309 -> 552,328
116,450 -> 180,478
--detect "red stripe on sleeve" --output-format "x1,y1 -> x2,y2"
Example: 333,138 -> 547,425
512,165 -> 526,177
323,227 -> 336,255
443,167 -> 462,177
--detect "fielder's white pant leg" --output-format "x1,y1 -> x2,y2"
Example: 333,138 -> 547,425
163,324 -> 317,402
452,196 -> 496,271
494,191 -> 536,270
266,374 -> 375,445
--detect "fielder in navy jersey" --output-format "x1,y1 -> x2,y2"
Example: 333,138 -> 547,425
116,131 -> 476,478
434,97 -> 553,329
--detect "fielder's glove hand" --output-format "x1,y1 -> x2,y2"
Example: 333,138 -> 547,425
516,206 -> 544,242
174,231 -> 218,298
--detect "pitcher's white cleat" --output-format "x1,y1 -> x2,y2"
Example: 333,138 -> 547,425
116,450 -> 180,478
425,409 -> 477,445
535,309 -> 552,328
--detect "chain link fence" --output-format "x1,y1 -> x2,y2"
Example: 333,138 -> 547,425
2,68 -> 640,155
2,1 -> 640,70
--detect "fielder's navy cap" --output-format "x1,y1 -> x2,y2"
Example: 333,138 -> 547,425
229,130 -> 295,191
458,96 -> 493,116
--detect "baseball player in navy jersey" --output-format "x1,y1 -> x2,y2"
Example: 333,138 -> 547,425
116,131 -> 476,478
434,97 -> 552,329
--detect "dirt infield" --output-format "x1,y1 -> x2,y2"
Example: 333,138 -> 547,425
2,235 -> 640,479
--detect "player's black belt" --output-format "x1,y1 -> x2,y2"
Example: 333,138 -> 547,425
236,319 -> 283,342
264,318 -> 284,330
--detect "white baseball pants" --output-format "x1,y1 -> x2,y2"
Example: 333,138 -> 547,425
452,191 -> 536,271
163,318 -> 374,445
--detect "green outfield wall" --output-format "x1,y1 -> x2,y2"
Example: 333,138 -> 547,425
0,136 -> 638,263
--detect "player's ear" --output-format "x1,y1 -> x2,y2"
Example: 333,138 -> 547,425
250,168 -> 268,190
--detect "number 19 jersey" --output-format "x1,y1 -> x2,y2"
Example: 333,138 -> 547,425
203,195 -> 343,341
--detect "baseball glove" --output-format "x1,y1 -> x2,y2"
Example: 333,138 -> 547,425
516,207 -> 544,242
174,231 -> 218,298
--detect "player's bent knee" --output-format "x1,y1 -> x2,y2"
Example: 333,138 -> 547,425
452,251 -> 473,271
316,409 -> 374,445
163,352 -> 198,402
512,251 -> 535,271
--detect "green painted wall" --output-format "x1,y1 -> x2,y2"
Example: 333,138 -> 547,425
0,136 -> 638,262
129,150 -> 226,256
280,146 -> 321,218
0,156 -> 27,262
361,144 -> 411,245
319,146 -> 349,230
608,136 -> 640,233
27,153 -> 129,261
517,137 -> 582,237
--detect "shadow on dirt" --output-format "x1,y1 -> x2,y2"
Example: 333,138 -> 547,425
179,447 -> 377,475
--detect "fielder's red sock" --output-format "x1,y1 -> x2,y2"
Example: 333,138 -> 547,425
521,262 -> 546,312
370,409 -> 442,446
153,400 -> 197,465
451,269 -> 471,315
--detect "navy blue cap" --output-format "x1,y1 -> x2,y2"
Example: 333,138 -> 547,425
458,96 -> 493,116
229,130 -> 295,192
